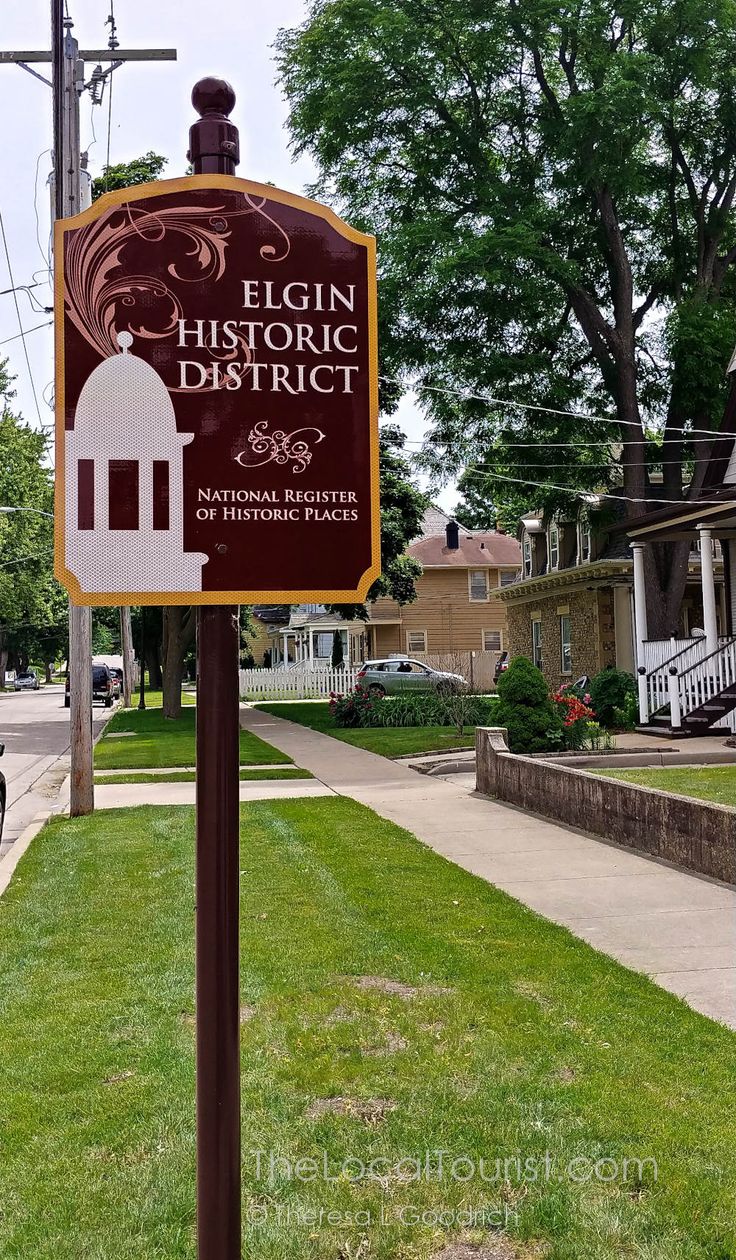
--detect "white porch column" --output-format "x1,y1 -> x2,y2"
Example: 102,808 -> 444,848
308,630 -> 314,665
631,542 -> 649,723
698,526 -> 719,656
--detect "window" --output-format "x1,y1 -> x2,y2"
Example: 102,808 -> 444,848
108,460 -> 139,530
532,619 -> 542,669
469,570 -> 489,601
560,614 -> 572,674
577,520 -> 591,565
77,459 -> 94,530
548,524 -> 560,571
523,535 -> 532,577
499,569 -> 520,587
483,629 -> 502,652
153,460 -> 169,531
407,629 -> 427,653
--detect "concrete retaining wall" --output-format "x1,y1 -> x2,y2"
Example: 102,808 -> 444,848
475,727 -> 736,884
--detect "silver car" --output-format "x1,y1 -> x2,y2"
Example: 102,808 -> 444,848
355,657 -> 466,696
14,669 -> 40,691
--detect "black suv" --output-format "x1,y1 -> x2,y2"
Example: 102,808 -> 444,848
64,664 -> 115,708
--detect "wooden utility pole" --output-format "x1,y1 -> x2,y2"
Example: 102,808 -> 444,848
1,5 -> 177,813
189,78 -> 242,1260
119,607 -> 134,707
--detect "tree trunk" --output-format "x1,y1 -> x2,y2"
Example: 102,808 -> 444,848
147,638 -> 163,689
44,661 -> 53,684
162,606 -> 195,720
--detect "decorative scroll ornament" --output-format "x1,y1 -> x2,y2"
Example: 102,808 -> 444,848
63,195 -> 291,378
234,421 -> 325,475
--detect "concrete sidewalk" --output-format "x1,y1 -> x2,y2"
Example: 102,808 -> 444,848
242,706 -> 736,1029
93,779 -> 334,808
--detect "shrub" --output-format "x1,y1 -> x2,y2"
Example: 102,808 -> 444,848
495,657 -> 563,753
329,688 -> 494,731
329,686 -> 380,727
496,656 -> 549,707
589,667 -> 637,728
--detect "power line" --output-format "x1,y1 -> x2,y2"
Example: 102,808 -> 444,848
380,374 -> 732,444
0,320 -> 53,349
0,210 -> 44,428
453,463 -> 729,507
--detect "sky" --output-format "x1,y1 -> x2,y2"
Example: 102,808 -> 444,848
0,0 -> 457,511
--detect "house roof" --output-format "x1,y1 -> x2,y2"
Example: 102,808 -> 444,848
409,530 -> 522,567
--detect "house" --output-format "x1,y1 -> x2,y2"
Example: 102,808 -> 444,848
367,519 -> 522,659
498,500 -> 724,691
255,513 -> 522,672
623,370 -> 736,732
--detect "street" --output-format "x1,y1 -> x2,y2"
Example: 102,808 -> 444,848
0,685 -> 108,854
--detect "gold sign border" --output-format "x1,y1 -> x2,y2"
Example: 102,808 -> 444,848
54,174 -> 381,607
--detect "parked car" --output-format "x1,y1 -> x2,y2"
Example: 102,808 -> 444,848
64,663 -> 115,708
0,742 -> 5,845
14,669 -> 40,691
108,666 -> 123,699
493,651 -> 510,684
355,657 -> 467,697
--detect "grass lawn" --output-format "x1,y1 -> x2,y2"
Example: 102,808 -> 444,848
93,768 -> 312,784
0,799 -> 733,1259
594,763 -> 736,806
95,707 -> 290,771
255,701 -> 489,757
130,688 -> 196,709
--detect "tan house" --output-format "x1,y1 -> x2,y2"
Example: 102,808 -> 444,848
254,518 -> 521,673
367,519 -> 522,659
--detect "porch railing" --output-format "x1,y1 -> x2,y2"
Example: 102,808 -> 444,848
669,637 -> 736,730
643,635 -> 732,722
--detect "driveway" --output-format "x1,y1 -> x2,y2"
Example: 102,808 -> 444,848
0,685 -> 108,853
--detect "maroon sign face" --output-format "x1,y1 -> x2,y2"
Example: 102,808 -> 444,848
54,176 -> 379,606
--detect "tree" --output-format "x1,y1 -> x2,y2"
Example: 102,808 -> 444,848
277,0 -> 736,635
92,151 -> 167,200
0,405 -> 58,683
324,423 -> 428,619
454,465 -> 498,531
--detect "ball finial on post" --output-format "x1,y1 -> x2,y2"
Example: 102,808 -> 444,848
192,77 -> 236,119
188,77 -> 240,175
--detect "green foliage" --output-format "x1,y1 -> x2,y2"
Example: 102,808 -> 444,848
277,0 -> 736,607
496,656 -> 549,708
92,151 -> 167,200
590,668 -> 637,728
331,686 -> 492,730
0,408 -> 64,671
495,657 -> 562,753
324,423 -> 428,619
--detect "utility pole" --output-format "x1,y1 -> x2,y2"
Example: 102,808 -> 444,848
1,6 -> 176,811
53,1 -> 93,815
119,606 -> 134,706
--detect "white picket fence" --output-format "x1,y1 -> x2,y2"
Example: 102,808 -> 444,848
239,665 -> 358,701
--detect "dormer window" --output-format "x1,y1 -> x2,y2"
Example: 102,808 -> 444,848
577,520 -> 591,565
523,534 -> 532,577
548,524 -> 560,571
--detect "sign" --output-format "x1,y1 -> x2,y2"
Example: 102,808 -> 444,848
54,176 -> 379,605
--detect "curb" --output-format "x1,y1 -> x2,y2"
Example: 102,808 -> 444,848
0,807 -> 57,899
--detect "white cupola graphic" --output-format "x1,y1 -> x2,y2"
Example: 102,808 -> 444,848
65,331 -> 207,594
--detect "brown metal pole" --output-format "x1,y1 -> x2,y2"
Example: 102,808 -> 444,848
189,78 -> 242,1260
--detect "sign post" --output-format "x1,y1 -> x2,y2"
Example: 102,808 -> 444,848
189,80 -> 242,1260
54,76 -> 379,1259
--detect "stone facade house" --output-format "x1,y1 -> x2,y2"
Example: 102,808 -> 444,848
498,502 -> 724,691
